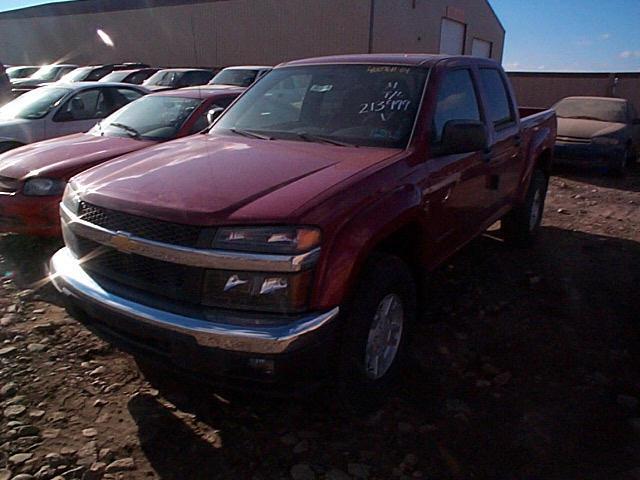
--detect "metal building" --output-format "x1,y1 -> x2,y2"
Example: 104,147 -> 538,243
0,0 -> 504,68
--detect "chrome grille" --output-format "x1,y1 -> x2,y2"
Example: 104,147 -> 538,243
78,201 -> 201,247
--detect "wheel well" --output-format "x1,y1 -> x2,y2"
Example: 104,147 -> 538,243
372,221 -> 425,281
536,149 -> 552,176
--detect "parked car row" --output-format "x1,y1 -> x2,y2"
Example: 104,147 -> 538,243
4,62 -> 272,101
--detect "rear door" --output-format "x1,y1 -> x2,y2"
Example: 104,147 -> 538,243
421,67 -> 493,248
477,67 -> 523,212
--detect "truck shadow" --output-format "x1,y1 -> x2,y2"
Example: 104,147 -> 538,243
127,225 -> 640,479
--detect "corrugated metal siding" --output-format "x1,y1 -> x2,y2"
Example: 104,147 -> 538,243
508,72 -> 640,112
0,0 -> 371,67
371,0 -> 504,61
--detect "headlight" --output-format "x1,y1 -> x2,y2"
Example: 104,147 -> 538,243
202,269 -> 314,313
213,226 -> 321,254
205,226 -> 321,313
23,178 -> 66,196
592,136 -> 620,146
61,182 -> 80,214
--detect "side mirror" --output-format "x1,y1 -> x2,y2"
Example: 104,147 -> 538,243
206,106 -> 225,125
435,120 -> 488,156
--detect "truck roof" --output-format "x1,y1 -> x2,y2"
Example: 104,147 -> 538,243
279,53 -> 499,68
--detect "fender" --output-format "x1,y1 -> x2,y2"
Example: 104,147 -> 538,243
311,182 -> 431,309
516,122 -> 555,204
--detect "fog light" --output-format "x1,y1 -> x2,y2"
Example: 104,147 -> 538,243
248,358 -> 275,375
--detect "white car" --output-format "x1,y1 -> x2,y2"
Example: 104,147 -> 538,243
0,82 -> 148,153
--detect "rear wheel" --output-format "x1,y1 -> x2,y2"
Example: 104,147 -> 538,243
338,254 -> 416,406
502,169 -> 549,246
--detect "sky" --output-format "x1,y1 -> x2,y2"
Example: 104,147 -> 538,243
2,0 -> 640,72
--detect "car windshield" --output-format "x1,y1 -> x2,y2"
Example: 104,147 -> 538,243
91,95 -> 202,140
6,67 -> 38,79
58,67 -> 92,83
144,71 -> 185,87
212,64 -> 428,148
0,87 -> 70,120
554,98 -> 627,123
31,65 -> 65,81
100,71 -> 129,83
210,69 -> 260,87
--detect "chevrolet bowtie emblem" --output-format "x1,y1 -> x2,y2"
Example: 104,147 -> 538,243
110,232 -> 135,253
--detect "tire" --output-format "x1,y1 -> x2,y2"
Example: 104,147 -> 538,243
337,254 -> 416,407
610,146 -> 632,176
502,169 -> 549,246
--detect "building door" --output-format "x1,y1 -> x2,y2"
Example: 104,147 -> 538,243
472,38 -> 492,58
439,18 -> 466,55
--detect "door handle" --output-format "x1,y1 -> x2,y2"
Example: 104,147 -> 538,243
514,134 -> 522,147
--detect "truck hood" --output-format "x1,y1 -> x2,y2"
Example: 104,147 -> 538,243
0,133 -> 153,180
75,133 -> 400,225
557,118 -> 626,139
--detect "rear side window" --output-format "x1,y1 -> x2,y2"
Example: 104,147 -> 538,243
432,69 -> 481,143
479,68 -> 514,127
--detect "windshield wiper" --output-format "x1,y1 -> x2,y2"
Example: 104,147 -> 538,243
296,132 -> 357,148
110,122 -> 142,139
229,128 -> 274,141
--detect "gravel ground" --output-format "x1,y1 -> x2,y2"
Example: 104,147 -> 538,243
0,166 -> 639,480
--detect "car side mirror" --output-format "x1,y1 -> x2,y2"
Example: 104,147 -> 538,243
206,106 -> 225,125
434,120 -> 488,156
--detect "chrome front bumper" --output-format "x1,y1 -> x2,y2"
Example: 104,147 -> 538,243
49,247 -> 339,355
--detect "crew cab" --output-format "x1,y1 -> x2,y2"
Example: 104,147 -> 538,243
0,86 -> 243,236
50,55 -> 556,394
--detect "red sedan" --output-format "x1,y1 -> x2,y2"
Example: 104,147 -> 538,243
0,85 -> 244,236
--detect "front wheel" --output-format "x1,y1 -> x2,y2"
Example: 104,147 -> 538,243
338,254 -> 416,405
502,169 -> 549,246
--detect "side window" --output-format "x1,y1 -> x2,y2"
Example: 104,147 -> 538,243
479,68 -> 514,127
432,69 -> 481,143
117,88 -> 144,103
56,89 -> 103,121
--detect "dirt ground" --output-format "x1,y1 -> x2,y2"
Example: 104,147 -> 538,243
0,166 -> 639,480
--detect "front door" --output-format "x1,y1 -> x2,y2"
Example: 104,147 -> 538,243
419,68 -> 493,256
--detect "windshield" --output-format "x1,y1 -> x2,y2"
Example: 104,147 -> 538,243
100,71 -> 129,83
6,67 -> 38,80
210,69 -> 260,87
554,98 -> 627,123
58,67 -> 92,83
144,71 -> 184,87
31,65 -> 65,81
213,64 -> 428,148
0,87 -> 70,120
91,95 -> 202,140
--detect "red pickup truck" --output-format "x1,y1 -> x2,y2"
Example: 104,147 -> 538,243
50,55 -> 556,395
